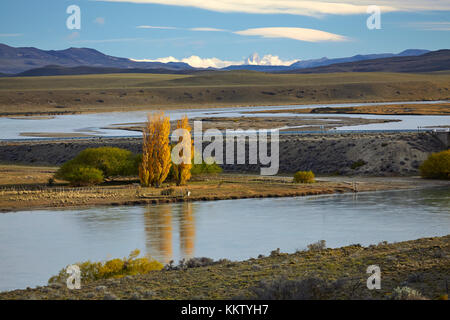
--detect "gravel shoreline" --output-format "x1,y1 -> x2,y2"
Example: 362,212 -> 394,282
0,132 -> 446,176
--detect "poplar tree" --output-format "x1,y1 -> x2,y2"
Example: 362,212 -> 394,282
139,112 -> 172,187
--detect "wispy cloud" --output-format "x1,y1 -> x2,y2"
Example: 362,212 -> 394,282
98,0 -> 450,16
0,33 -> 23,37
407,22 -> 450,31
137,24 -> 349,42
94,17 -> 106,25
71,38 -> 143,44
235,27 -> 349,42
189,27 -> 227,32
137,25 -> 178,29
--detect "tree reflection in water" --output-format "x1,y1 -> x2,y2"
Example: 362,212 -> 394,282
144,203 -> 196,265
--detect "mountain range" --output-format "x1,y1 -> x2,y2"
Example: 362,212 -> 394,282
224,49 -> 430,72
0,43 -> 193,74
0,43 -> 448,76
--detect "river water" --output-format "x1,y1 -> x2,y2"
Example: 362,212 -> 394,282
0,187 -> 448,292
0,101 -> 449,139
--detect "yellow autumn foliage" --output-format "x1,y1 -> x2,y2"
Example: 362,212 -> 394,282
48,249 -> 163,284
172,115 -> 193,186
140,112 -> 172,187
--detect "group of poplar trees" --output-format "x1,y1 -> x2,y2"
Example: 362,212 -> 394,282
139,112 -> 193,187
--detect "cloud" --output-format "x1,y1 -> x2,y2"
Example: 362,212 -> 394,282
132,56 -> 241,68
245,53 -> 298,66
0,33 -> 22,37
66,31 -> 80,41
98,1 -> 450,16
137,25 -> 178,29
71,38 -> 143,44
136,24 -> 348,42
189,27 -> 227,32
407,22 -> 450,31
235,27 -> 349,42
131,53 -> 298,68
94,17 -> 106,25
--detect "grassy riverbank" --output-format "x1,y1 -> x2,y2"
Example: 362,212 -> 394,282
0,165 -> 435,212
1,235 -> 448,300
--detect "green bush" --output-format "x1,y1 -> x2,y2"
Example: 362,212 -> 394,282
165,156 -> 222,182
293,171 -> 315,183
419,150 -> 450,180
56,165 -> 104,186
191,159 -> 223,175
351,159 -> 367,170
55,147 -> 138,185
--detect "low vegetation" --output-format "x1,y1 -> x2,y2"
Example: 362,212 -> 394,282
54,147 -> 138,186
2,236 -> 447,300
190,159 -> 223,175
351,159 -> 367,170
244,277 -> 343,300
293,171 -> 315,183
307,240 -> 327,251
388,286 -> 427,300
48,249 -> 163,284
54,113 -> 221,187
419,150 -> 450,180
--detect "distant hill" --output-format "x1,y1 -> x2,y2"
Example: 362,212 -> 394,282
12,65 -> 204,77
283,50 -> 450,74
224,49 -> 430,72
0,43 -> 194,74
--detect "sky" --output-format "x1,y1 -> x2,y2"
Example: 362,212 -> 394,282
0,0 -> 449,68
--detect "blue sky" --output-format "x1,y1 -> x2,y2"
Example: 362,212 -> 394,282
0,0 -> 449,67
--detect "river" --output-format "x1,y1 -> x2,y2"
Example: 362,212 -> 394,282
0,101 -> 449,140
0,186 -> 448,292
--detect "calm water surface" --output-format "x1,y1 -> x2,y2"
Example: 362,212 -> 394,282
0,187 -> 449,292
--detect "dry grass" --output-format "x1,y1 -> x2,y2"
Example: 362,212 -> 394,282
0,164 -> 57,186
0,71 -> 449,116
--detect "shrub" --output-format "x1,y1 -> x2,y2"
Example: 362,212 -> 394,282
55,147 -> 138,185
55,165 -> 104,186
307,240 -> 326,251
419,150 -> 450,180
161,188 -> 175,196
167,156 -> 222,181
388,287 -> 428,300
293,171 -> 315,183
164,257 -> 219,271
191,159 -> 223,175
351,159 -> 367,170
48,249 -> 163,284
